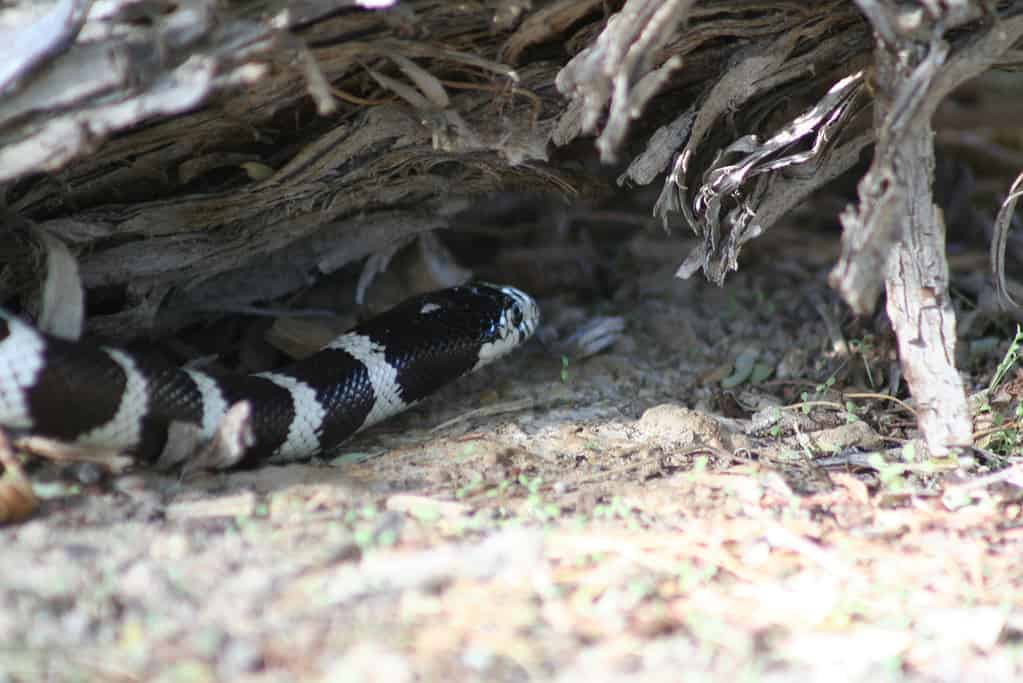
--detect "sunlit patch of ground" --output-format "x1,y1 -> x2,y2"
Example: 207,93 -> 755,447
3,228 -> 1023,682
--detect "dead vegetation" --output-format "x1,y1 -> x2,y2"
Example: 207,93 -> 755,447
3,0 -> 1023,453
4,0 -> 1023,680
4,239 -> 1023,680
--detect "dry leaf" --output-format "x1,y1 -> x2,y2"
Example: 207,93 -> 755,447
0,431 -> 37,524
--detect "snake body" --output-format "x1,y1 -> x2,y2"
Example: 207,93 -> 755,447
0,283 -> 539,468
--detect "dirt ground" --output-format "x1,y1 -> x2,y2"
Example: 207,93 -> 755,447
3,223 -> 1023,682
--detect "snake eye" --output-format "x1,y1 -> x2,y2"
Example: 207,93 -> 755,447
510,307 -> 523,328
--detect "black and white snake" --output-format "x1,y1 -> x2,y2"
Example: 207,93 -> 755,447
0,283 -> 539,469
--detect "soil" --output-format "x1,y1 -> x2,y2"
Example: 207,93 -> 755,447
2,224 -> 1022,683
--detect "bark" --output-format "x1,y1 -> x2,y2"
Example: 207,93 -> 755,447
830,3 -> 1023,456
2,0 -> 1023,456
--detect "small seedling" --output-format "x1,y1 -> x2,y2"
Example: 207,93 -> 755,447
989,325 -> 1023,392
455,473 -> 485,499
985,402 -> 1023,456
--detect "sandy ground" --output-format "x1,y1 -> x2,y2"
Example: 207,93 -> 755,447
2,228 -> 1023,682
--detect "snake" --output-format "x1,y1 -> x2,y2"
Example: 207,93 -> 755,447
0,283 -> 539,469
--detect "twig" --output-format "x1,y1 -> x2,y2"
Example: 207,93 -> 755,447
430,398 -> 535,433
843,392 -> 918,418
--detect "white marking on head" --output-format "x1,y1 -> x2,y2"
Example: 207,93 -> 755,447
473,328 -> 523,372
76,349 -> 149,447
500,284 -> 540,338
0,312 -> 46,429
329,333 -> 409,429
254,371 -> 325,461
419,302 -> 441,315
471,285 -> 540,372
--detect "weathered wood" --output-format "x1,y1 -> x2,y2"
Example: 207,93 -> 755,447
830,3 -> 1023,456
647,1 -> 873,283
2,0 -> 1022,457
0,0 -> 570,333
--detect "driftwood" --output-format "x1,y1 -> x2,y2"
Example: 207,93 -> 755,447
2,0 -> 1023,457
831,3 -> 1023,456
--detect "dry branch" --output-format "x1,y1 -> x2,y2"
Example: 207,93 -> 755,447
2,0 -> 1023,458
830,3 -> 1023,456
0,0 -> 569,334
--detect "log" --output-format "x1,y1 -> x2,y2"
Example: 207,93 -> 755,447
2,0 -> 1022,457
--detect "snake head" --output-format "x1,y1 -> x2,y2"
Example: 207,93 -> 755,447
494,283 -> 540,342
463,282 -> 540,371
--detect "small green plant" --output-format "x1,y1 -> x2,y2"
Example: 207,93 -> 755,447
354,525 -> 398,549
561,355 -> 571,382
676,559 -> 718,593
986,402 -> 1023,456
989,325 -> 1023,392
407,503 -> 441,523
868,453 -> 907,492
518,473 -> 542,493
800,375 -> 838,413
455,443 -> 477,462
524,492 -> 560,522
455,473 -> 485,499
866,443 -> 947,493
900,441 -> 916,462
844,400 -> 860,424
764,406 -> 784,438
592,496 -> 635,522
344,503 -> 380,524
980,326 -> 1023,456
